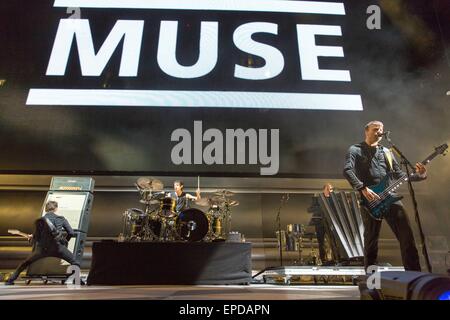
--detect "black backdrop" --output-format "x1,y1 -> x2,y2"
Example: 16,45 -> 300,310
0,0 -> 449,177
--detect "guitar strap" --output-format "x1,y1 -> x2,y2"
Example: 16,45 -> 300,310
44,217 -> 57,234
44,217 -> 64,243
383,147 -> 394,171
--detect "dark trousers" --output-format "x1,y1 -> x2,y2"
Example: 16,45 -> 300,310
9,244 -> 78,282
314,223 -> 327,262
362,204 -> 421,271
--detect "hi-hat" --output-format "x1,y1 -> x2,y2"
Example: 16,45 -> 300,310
210,196 -> 239,207
136,177 -> 164,191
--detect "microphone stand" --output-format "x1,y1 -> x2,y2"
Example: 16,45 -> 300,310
384,133 -> 433,273
276,194 -> 289,267
250,193 -> 290,282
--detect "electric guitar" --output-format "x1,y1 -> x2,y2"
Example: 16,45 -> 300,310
361,143 -> 448,220
8,227 -> 69,247
8,229 -> 32,240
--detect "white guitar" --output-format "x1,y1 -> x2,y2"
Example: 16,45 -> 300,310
8,229 -> 32,241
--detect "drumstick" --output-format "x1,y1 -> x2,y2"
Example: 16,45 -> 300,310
197,176 -> 200,191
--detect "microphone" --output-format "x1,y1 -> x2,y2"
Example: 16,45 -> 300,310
377,131 -> 390,138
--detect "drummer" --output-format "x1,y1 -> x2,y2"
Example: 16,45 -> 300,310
171,180 -> 201,212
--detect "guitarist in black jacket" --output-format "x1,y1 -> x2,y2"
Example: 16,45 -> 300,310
343,121 -> 427,272
5,201 -> 78,285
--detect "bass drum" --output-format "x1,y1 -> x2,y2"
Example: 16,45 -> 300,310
176,208 -> 209,242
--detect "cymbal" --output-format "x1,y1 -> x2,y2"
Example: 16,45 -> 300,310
213,189 -> 235,197
136,177 -> 164,191
210,196 -> 239,207
226,200 -> 239,207
211,195 -> 225,203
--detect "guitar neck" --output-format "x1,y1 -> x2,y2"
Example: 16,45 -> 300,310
371,143 -> 447,206
420,143 -> 448,165
383,145 -> 447,196
421,153 -> 439,165
8,229 -> 29,239
384,175 -> 409,195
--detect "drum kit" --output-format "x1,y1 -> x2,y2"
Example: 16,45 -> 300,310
119,178 -> 239,242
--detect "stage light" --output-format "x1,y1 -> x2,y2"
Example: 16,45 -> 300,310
438,290 -> 450,300
358,271 -> 450,300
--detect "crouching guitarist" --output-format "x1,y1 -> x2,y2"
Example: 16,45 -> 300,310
343,121 -> 427,272
5,201 -> 78,285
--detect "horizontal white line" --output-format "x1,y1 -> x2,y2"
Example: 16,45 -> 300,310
54,0 -> 345,15
26,89 -> 363,110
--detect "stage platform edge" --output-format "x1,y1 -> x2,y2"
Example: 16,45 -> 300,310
87,241 -> 252,285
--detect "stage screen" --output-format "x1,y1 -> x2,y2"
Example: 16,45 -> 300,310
0,0 -> 449,177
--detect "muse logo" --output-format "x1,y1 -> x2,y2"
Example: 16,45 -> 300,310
26,0 -> 363,110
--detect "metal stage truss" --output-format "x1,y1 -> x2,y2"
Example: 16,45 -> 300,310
258,266 -> 405,285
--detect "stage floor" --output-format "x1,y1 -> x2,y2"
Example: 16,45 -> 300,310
0,283 -> 360,300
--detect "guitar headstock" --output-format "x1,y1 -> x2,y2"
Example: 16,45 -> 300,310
435,143 -> 448,156
421,143 -> 448,165
7,229 -> 20,236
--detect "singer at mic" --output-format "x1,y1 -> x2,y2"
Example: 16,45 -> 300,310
343,120 -> 427,272
376,131 -> 390,138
